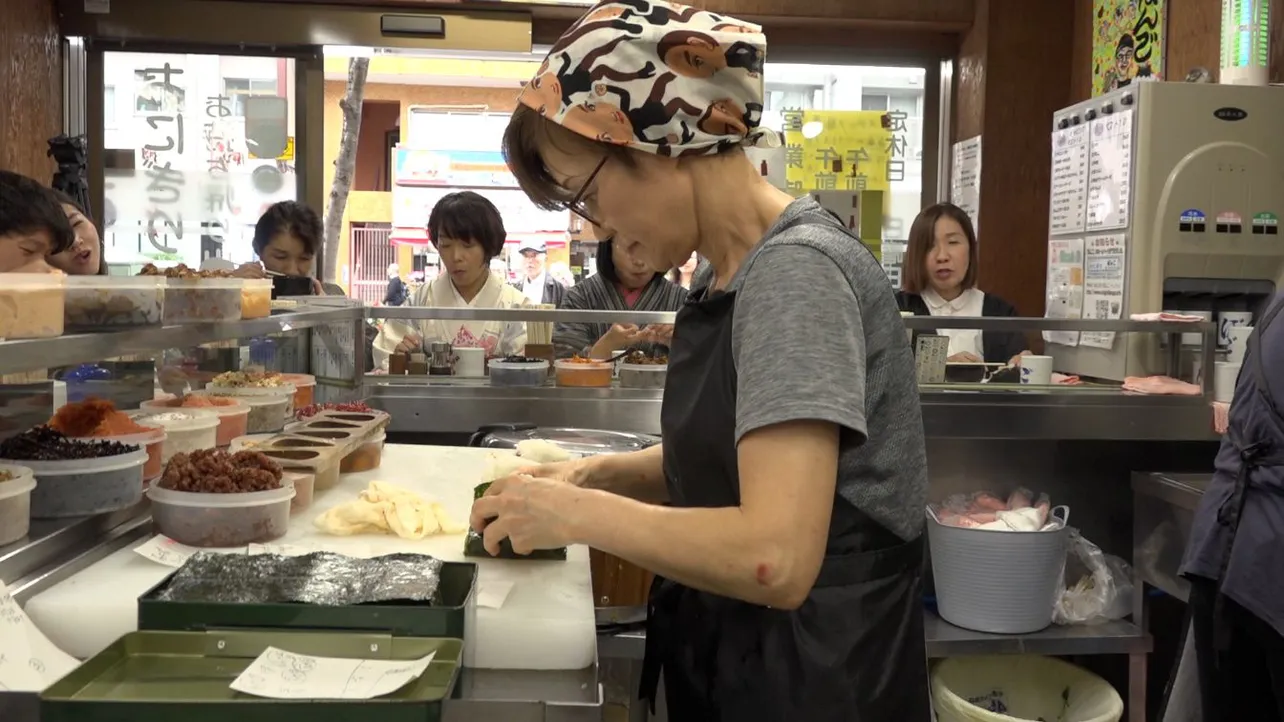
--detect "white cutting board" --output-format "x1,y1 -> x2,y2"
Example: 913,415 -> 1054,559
23,445 -> 596,670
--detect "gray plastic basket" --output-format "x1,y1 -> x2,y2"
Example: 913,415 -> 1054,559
928,505 -> 1070,635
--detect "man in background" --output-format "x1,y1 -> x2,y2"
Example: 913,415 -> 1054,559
517,239 -> 565,306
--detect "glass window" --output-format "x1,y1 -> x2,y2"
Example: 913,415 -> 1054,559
102,52 -> 296,270
860,93 -> 889,111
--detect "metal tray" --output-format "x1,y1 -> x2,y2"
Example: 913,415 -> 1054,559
137,561 -> 476,640
41,630 -> 462,722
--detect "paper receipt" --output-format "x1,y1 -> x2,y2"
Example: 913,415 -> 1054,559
0,581 -> 79,691
133,535 -> 200,567
230,646 -> 437,699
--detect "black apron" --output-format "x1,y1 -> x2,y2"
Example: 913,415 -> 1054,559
638,213 -> 930,721
1191,297 -> 1284,721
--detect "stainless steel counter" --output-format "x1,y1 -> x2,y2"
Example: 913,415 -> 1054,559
1132,472 -> 1212,605
369,380 -> 1219,442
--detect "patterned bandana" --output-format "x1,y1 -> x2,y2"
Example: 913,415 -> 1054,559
517,0 -> 779,158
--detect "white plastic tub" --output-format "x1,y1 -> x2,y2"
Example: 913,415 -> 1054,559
148,484 -> 295,547
17,448 -> 147,518
93,427 -> 167,483
0,464 -> 36,546
931,655 -> 1123,722
205,390 -> 291,434
161,277 -> 242,323
140,395 -> 250,447
205,382 -> 297,417
64,276 -> 165,329
240,279 -> 272,320
340,431 -> 386,474
489,358 -> 549,387
131,409 -> 220,462
281,470 -> 316,513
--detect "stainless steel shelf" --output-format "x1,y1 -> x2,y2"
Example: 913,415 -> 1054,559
0,307 -> 359,375
369,381 -> 1219,441
368,306 -> 677,324
923,611 -> 1151,658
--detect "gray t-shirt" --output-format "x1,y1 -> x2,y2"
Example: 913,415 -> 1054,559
710,197 -> 928,541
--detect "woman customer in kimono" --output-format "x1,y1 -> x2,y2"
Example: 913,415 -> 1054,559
372,191 -> 529,370
553,235 -> 686,360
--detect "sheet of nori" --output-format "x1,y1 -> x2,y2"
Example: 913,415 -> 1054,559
467,482 -> 567,560
153,551 -> 445,605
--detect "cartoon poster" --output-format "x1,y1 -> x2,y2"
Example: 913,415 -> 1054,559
1092,0 -> 1166,96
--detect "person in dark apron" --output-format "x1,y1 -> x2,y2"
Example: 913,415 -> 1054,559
468,4 -> 932,720
1180,294 -> 1284,722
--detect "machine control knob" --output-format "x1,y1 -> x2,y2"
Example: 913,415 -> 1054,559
1071,115 -> 1082,125
1085,109 -> 1098,120
1057,118 -> 1070,129
1102,103 -> 1115,114
1121,94 -> 1135,106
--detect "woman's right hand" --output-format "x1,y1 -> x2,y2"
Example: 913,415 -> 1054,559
602,323 -> 642,349
232,262 -> 266,279
394,332 -> 424,355
948,351 -> 982,363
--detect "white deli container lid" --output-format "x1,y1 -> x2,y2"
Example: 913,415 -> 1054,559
3,447 -> 147,475
131,408 -> 221,432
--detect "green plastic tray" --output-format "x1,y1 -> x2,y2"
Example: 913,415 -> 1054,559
40,630 -> 462,722
138,561 -> 476,639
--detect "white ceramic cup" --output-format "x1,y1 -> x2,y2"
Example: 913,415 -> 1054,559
453,347 -> 485,377
1227,326 -> 1253,364
1177,310 -> 1213,346
1214,361 -> 1242,403
1217,311 -> 1253,347
1019,355 -> 1053,385
900,311 -> 915,346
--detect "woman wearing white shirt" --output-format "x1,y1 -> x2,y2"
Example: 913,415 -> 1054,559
895,203 -> 1028,364
372,192 -> 529,370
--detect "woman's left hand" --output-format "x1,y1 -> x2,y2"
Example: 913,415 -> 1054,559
641,324 -> 674,344
1008,350 -> 1031,367
469,474 -> 583,555
311,278 -> 325,295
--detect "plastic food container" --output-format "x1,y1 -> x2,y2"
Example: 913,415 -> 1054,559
619,363 -> 668,389
205,382 -> 297,417
340,431 -> 386,474
161,278 -> 242,324
281,470 -> 316,513
258,448 -> 340,491
92,427 -> 167,483
0,273 -> 66,340
148,484 -> 295,547
205,393 -> 290,434
282,373 -> 316,408
140,396 -> 250,448
239,279 -> 272,320
489,359 -> 550,388
0,465 -> 37,546
132,409 -> 219,463
14,448 -> 148,519
554,359 -> 613,388
64,276 -> 165,330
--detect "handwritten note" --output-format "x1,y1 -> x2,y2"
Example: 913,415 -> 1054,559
230,646 -> 436,699
247,543 -> 315,557
476,580 -> 514,610
0,582 -> 79,691
134,535 -> 200,567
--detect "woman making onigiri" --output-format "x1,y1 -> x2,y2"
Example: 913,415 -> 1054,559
468,3 -> 931,720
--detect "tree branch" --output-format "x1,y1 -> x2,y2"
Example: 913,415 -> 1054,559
321,56 -> 370,285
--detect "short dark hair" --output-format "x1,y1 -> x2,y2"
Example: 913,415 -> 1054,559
0,170 -> 75,255
901,202 -> 979,294
502,104 -> 637,213
595,238 -> 659,286
427,191 -> 507,260
253,201 -> 322,257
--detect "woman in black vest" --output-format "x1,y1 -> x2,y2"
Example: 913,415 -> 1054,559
896,203 -> 1028,365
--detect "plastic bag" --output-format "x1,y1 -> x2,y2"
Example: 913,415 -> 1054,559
930,488 -> 1052,530
1053,529 -> 1134,625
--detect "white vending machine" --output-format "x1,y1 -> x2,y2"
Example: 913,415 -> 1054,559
1043,82 -> 1284,382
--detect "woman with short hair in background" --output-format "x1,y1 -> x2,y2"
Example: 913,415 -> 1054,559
554,236 -> 685,360
896,202 -> 1028,365
372,191 -> 529,370
234,200 -> 342,295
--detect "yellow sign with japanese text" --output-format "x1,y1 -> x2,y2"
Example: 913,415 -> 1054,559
249,136 -> 295,162
783,110 -> 902,194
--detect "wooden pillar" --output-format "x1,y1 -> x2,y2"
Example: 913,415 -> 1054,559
952,0 -> 1076,317
0,0 -> 62,180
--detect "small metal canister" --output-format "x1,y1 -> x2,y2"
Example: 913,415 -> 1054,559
429,342 -> 455,376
